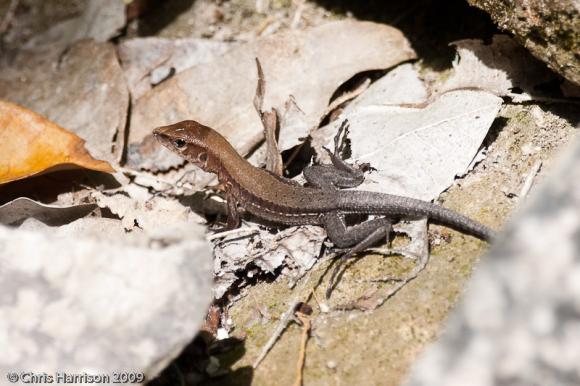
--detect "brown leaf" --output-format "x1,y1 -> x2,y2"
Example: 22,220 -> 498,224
0,100 -> 115,184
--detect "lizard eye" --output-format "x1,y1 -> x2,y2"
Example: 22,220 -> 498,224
174,139 -> 186,149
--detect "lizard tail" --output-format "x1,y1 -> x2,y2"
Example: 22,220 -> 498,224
338,190 -> 495,241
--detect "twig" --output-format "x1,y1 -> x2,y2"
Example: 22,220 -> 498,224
377,250 -> 427,298
337,246 -> 429,311
0,0 -> 19,35
118,167 -> 186,188
290,0 -> 306,29
331,223 -> 429,311
518,160 -> 542,199
253,297 -> 300,369
206,226 -> 259,241
365,246 -> 420,260
253,58 -> 266,113
293,311 -> 311,386
253,58 -> 283,175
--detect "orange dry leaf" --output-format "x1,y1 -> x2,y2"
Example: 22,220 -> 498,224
0,100 -> 115,184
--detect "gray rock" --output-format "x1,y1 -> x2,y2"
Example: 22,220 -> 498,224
0,224 -> 213,384
405,138 -> 580,385
468,0 -> 580,86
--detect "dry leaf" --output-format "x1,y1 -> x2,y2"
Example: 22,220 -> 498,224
23,0 -> 126,47
0,197 -> 96,226
90,185 -> 205,236
441,35 -> 557,102
343,90 -> 502,200
128,20 -> 416,170
0,100 -> 115,184
212,225 -> 326,299
0,40 -> 129,163
118,37 -> 232,100
313,70 -> 502,201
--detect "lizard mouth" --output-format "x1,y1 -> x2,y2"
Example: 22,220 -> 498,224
152,125 -> 176,149
152,125 -> 170,139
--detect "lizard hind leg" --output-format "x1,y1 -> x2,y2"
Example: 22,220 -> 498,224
322,212 -> 393,298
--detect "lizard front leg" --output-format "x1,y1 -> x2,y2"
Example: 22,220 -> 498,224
210,194 -> 242,232
305,120 -> 368,189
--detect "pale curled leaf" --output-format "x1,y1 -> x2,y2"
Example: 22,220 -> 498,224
312,63 -> 428,162
441,35 -> 557,102
90,188 -> 205,236
314,84 -> 502,200
0,198 -> 96,226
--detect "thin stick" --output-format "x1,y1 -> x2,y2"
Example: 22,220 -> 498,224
253,58 -> 283,175
206,226 -> 258,241
253,297 -> 300,369
118,167 -> 185,188
375,252 -> 427,305
519,160 -> 542,199
290,0 -> 305,29
253,58 -> 266,113
293,312 -> 311,386
337,248 -> 429,311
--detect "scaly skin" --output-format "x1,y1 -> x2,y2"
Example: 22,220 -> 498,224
153,120 -> 494,241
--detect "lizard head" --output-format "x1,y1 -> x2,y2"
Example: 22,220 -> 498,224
153,120 -> 216,172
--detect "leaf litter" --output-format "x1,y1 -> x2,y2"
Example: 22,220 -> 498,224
0,10 -> 521,381
314,88 -> 502,200
0,22 -> 505,305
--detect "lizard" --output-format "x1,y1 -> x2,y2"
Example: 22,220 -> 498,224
153,119 -> 494,287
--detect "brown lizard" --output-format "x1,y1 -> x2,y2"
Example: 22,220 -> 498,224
153,119 -> 494,260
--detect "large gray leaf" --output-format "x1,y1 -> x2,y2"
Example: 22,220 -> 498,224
128,20 -> 416,169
